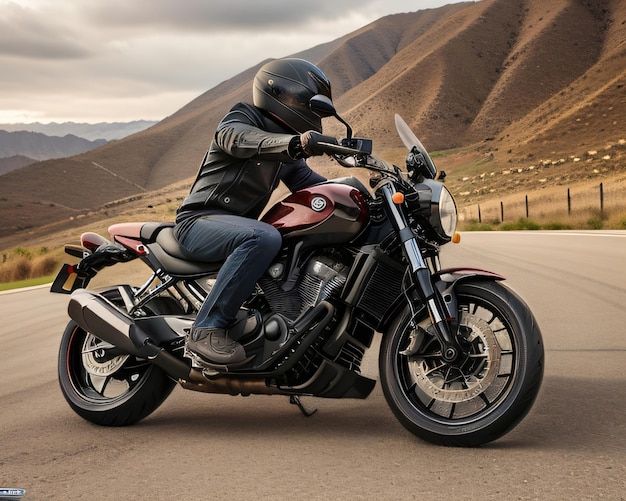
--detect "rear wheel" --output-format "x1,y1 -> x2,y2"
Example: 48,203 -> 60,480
380,280 -> 543,446
58,321 -> 177,426
58,292 -> 183,426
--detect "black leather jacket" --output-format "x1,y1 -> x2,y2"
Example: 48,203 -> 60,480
177,102 -> 326,220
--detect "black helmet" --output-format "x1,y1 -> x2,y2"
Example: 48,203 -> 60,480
253,58 -> 333,134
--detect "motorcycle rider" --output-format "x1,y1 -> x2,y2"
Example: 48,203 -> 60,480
174,58 -> 337,368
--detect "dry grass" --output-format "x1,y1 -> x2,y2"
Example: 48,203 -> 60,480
454,160 -> 626,229
0,247 -> 63,282
460,180 -> 626,224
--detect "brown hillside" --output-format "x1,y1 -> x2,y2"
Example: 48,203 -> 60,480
0,0 -> 624,244
322,4 -> 472,98
494,0 -> 625,157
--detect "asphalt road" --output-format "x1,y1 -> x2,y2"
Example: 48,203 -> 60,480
1,231 -> 625,500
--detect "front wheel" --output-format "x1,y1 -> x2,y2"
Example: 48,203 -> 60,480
380,280 -> 544,446
58,321 -> 177,426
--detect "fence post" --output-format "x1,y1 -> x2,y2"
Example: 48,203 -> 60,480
500,201 -> 504,222
567,188 -> 571,215
478,204 -> 482,223
525,195 -> 529,218
600,182 -> 604,217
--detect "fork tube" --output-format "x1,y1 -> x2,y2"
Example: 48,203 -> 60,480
380,182 -> 461,362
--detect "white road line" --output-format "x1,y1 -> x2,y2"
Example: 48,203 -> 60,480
462,231 -> 626,237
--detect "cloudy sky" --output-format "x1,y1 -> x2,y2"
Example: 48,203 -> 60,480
0,0 -> 464,124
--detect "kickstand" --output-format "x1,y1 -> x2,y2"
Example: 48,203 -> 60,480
289,395 -> 318,417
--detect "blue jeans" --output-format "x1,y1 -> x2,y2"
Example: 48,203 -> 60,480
174,214 -> 282,329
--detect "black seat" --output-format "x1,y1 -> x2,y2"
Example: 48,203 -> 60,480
143,224 -> 222,278
140,222 -> 175,242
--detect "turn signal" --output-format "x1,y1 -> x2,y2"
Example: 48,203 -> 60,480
452,232 -> 461,244
392,192 -> 405,204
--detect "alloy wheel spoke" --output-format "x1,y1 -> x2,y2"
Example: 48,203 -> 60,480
402,296 -> 516,420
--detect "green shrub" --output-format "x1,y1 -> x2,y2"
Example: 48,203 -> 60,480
13,247 -> 33,259
586,217 -> 603,229
500,218 -> 541,231
461,220 -> 494,231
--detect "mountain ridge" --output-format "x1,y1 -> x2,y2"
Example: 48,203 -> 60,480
0,120 -> 159,175
0,120 -> 158,142
0,155 -> 36,176
0,130 -> 107,162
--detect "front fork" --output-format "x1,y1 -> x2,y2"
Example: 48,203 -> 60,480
380,183 -> 462,363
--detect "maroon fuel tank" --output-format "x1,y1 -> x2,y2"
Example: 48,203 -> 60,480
262,181 -> 369,245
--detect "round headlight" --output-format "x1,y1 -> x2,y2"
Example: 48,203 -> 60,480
409,180 -> 458,243
435,185 -> 457,239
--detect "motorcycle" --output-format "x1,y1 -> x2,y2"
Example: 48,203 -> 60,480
51,98 -> 543,446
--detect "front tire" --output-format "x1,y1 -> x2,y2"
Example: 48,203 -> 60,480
380,280 -> 544,446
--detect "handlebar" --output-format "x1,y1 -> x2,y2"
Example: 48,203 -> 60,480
317,114 -> 436,182
319,139 -> 399,177
317,141 -> 367,156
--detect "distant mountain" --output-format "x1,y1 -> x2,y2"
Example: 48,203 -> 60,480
0,155 -> 36,175
0,120 -> 157,142
0,130 -> 107,161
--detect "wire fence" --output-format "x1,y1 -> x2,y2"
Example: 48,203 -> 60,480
459,181 -> 626,224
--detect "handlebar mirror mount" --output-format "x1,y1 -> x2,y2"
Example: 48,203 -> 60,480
309,94 -> 353,140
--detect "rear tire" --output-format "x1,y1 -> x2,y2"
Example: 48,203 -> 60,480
58,321 -> 176,426
58,290 -> 182,426
379,280 -> 544,446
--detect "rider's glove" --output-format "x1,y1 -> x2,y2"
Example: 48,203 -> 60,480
299,131 -> 338,157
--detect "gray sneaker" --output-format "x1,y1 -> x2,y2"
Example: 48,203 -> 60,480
187,327 -> 250,367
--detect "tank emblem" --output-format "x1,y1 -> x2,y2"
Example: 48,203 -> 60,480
311,196 -> 327,212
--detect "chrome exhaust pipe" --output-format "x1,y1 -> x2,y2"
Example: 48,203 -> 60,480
68,289 -> 141,356
68,289 -> 191,380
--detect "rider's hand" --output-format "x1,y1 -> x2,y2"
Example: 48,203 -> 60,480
299,131 -> 338,157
